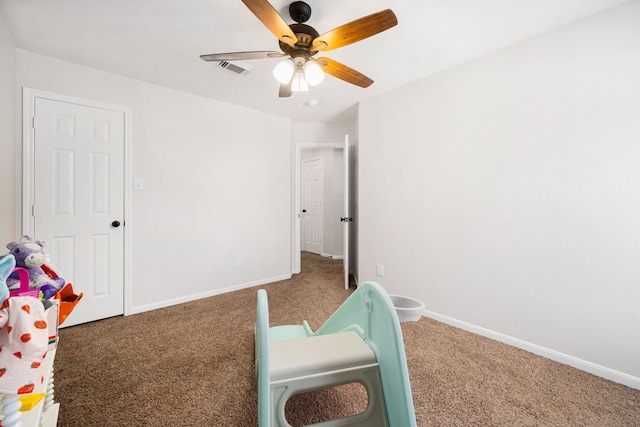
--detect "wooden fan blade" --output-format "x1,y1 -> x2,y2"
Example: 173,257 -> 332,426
315,57 -> 373,88
200,51 -> 285,61
311,9 -> 397,52
241,0 -> 298,48
279,82 -> 292,97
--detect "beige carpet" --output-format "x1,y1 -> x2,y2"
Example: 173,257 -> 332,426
54,252 -> 640,426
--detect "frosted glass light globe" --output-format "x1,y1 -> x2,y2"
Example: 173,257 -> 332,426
273,60 -> 294,84
291,71 -> 309,92
304,61 -> 324,86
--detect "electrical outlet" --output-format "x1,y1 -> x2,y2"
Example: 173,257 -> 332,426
235,257 -> 242,268
376,264 -> 384,277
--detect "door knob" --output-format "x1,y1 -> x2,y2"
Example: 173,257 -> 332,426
302,209 -> 307,213
111,220 -> 121,228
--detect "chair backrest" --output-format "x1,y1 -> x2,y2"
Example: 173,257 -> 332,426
256,289 -> 270,427
314,281 -> 417,427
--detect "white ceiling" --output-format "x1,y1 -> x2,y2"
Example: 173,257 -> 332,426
0,0 -> 629,123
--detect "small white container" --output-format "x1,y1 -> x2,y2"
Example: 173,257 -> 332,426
389,295 -> 425,322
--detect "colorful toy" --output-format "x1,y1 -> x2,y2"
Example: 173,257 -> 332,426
5,236 -> 65,299
0,254 -> 14,304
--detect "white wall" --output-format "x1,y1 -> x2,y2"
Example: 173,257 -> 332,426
358,2 -> 640,387
15,50 -> 292,312
0,15 -> 16,246
292,122 -> 354,144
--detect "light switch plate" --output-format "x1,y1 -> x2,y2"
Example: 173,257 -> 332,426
134,177 -> 144,191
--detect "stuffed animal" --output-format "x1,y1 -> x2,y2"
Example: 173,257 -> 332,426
5,235 -> 65,299
0,254 -> 13,304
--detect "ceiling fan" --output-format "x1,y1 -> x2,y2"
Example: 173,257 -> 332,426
200,0 -> 398,97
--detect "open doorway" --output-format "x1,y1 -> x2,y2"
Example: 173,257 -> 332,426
294,138 -> 352,288
300,151 -> 343,258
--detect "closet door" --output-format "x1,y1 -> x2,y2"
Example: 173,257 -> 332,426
33,96 -> 125,326
301,157 -> 324,255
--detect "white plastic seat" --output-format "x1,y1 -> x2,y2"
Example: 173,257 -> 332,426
270,331 -> 387,427
270,332 -> 375,381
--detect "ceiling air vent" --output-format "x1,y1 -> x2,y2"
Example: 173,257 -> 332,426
218,60 -> 254,76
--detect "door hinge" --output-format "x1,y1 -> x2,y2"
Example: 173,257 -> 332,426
340,217 -> 353,222
32,116 -> 35,129
31,205 -> 35,217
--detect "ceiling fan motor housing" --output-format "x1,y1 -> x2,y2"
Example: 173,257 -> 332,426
289,1 -> 312,23
279,23 -> 319,56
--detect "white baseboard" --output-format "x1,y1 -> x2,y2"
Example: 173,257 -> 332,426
321,253 -> 344,260
130,273 -> 292,315
423,309 -> 640,391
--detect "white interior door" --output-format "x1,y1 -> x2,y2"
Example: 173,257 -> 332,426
33,97 -> 125,327
342,135 -> 350,289
301,158 -> 323,255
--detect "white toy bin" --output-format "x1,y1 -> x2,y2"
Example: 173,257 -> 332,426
389,295 -> 425,322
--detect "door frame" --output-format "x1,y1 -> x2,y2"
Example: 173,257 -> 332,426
21,88 -> 133,316
293,141 -> 344,274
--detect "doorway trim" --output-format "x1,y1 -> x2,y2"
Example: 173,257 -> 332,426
21,87 -> 133,316
293,141 -> 344,274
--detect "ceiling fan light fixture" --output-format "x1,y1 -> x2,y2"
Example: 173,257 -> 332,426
303,61 -> 324,86
273,60 -> 294,84
291,69 -> 309,92
201,2 -> 398,98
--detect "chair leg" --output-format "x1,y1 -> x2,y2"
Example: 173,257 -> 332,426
271,365 -> 388,427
